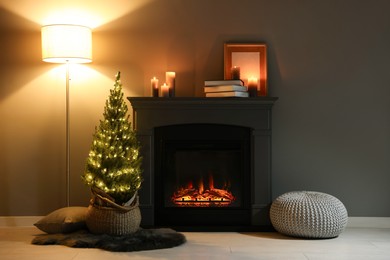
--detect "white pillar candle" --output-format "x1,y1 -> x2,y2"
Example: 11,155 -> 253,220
166,71 -> 176,97
161,83 -> 170,97
151,77 -> 159,97
247,77 -> 258,97
231,66 -> 240,80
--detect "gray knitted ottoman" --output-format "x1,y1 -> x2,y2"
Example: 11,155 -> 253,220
270,191 -> 348,238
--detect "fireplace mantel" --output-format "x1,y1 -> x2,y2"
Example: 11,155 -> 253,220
128,97 -> 278,132
127,97 -> 278,230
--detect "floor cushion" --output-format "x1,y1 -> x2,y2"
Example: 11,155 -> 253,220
270,191 -> 348,238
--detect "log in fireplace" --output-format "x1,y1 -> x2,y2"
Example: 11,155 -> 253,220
128,97 -> 277,231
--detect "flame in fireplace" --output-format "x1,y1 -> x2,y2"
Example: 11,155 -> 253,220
171,173 -> 235,207
198,176 -> 204,195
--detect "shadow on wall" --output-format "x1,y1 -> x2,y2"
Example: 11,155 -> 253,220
0,9 -> 43,102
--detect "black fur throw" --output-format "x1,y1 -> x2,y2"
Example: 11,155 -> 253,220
32,228 -> 186,252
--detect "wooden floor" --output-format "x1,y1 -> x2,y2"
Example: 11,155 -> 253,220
1,227 -> 390,259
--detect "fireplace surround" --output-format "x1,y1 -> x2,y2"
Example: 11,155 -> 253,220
127,97 -> 277,231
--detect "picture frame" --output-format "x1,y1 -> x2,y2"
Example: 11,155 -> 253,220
224,43 -> 267,96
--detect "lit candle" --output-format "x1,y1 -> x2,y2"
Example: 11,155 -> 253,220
161,83 -> 169,97
247,77 -> 258,97
151,77 -> 159,97
231,66 -> 240,80
166,71 -> 176,97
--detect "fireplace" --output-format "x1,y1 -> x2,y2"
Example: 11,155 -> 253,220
154,124 -> 251,227
127,97 -> 277,231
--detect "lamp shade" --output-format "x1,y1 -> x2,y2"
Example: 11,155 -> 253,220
41,24 -> 92,63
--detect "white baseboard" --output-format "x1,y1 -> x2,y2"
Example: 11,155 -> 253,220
1,216 -> 390,228
0,216 -> 42,227
347,217 -> 390,228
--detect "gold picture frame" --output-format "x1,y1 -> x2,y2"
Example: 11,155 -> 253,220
224,43 -> 267,96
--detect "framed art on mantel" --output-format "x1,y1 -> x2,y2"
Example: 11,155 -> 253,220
224,43 -> 267,96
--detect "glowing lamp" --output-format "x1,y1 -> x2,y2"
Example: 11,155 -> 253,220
41,24 -> 92,63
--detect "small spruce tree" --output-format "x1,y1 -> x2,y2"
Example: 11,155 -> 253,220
82,72 -> 142,205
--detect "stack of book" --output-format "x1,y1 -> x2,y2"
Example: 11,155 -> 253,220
204,80 -> 248,97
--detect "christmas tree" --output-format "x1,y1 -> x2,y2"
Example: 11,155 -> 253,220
82,72 -> 142,205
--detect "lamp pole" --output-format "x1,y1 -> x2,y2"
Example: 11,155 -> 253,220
66,61 -> 70,207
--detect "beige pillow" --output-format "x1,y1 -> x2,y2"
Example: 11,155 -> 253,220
34,207 -> 87,234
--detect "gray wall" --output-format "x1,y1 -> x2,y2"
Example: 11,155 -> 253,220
1,0 -> 389,216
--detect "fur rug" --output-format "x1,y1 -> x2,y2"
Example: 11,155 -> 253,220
32,228 -> 186,252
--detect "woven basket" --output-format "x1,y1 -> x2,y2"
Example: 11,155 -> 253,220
86,189 -> 141,235
270,191 -> 348,238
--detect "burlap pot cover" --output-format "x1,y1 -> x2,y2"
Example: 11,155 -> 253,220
86,190 -> 141,236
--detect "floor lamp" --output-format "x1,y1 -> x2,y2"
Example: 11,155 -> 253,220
41,24 -> 92,206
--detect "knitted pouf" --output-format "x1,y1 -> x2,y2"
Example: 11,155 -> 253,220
270,191 -> 348,238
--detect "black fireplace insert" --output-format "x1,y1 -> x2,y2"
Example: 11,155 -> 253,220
154,124 -> 251,228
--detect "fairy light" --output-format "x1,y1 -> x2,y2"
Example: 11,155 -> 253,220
82,72 -> 142,205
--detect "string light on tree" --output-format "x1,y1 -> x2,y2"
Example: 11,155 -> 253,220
82,72 -> 142,205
